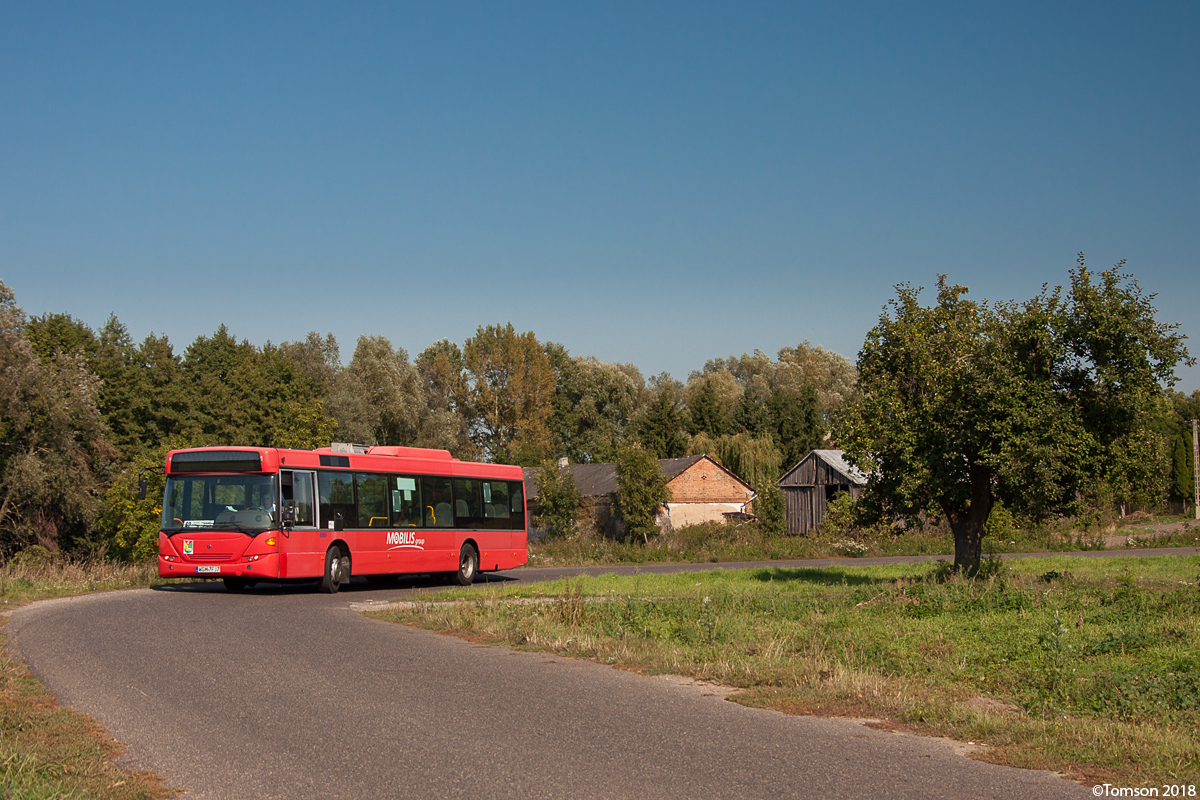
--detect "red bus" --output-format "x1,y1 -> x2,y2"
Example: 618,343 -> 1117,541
156,444 -> 528,593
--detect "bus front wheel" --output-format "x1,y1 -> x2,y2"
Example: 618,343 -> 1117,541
319,545 -> 348,594
450,543 -> 478,586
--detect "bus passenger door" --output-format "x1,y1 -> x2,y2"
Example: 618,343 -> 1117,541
281,470 -> 318,577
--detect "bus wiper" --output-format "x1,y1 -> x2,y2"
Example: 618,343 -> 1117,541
213,522 -> 263,535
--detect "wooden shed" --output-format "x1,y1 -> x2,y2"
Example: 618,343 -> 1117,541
777,449 -> 868,536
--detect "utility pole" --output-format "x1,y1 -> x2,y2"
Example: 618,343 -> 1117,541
1193,419 -> 1199,521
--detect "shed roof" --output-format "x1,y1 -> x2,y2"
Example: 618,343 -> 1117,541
777,449 -> 869,488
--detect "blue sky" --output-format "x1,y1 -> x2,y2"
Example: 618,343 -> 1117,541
2,2 -> 1197,390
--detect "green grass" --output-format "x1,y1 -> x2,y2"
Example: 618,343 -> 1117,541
0,555 -> 177,799
372,554 -> 1200,786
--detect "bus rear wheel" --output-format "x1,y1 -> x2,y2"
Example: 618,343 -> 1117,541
318,545 -> 348,594
450,543 -> 478,586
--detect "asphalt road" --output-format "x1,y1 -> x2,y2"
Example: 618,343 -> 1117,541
10,551 -> 1179,800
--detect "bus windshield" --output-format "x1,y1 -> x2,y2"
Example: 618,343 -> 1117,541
161,474 -> 277,534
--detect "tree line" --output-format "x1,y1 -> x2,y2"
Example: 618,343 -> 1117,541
0,279 -> 853,557
3,256 -> 1195,568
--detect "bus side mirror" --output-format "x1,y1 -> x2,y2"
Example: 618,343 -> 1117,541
281,500 -> 296,529
137,477 -> 148,502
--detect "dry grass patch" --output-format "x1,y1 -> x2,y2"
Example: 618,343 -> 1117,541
0,549 -> 162,606
0,551 -> 177,799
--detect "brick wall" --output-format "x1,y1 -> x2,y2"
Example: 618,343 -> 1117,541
666,458 -> 753,504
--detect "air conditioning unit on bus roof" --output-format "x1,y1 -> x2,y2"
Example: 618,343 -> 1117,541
324,442 -> 458,461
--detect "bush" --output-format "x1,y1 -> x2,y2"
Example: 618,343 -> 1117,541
614,445 -> 671,543
820,492 -> 860,538
752,484 -> 785,535
985,499 -> 1020,540
8,545 -> 55,568
99,446 -> 173,560
532,459 -> 582,539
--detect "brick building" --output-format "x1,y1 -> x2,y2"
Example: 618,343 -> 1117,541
525,454 -> 756,537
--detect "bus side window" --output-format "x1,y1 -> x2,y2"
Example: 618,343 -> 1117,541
482,481 -> 510,526
391,476 -> 421,527
452,479 -> 483,527
318,471 -> 355,530
509,482 -> 526,530
357,473 -> 389,528
282,471 -> 315,527
421,476 -> 453,528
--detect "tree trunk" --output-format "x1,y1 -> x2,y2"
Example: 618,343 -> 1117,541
940,462 -> 994,577
949,518 -> 984,576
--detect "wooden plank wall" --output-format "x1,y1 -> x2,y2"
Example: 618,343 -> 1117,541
783,486 -> 820,536
780,453 -> 864,536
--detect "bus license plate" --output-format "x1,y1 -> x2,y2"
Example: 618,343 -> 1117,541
196,566 -> 220,574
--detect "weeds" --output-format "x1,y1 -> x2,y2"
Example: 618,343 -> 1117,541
1036,611 -> 1073,702
697,597 -> 717,645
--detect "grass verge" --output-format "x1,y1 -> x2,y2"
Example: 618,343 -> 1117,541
370,554 -> 1200,787
526,513 -> 1168,567
528,519 -> 957,566
0,556 -> 177,799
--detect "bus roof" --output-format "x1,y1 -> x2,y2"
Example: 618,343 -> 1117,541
164,445 -> 523,480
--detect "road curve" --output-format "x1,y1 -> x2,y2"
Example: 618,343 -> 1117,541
4,555 -> 1152,799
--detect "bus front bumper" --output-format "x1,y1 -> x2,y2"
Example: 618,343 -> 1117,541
160,552 -> 281,580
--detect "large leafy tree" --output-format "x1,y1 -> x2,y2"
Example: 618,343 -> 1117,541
775,341 -> 860,423
327,335 -> 422,446
462,323 -> 555,464
25,312 -> 99,362
0,283 -> 115,552
838,258 -> 1191,575
412,339 -> 475,456
546,346 -> 644,464
279,331 -> 341,396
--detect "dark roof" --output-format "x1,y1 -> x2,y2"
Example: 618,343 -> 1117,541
659,454 -> 706,481
525,453 -> 721,499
